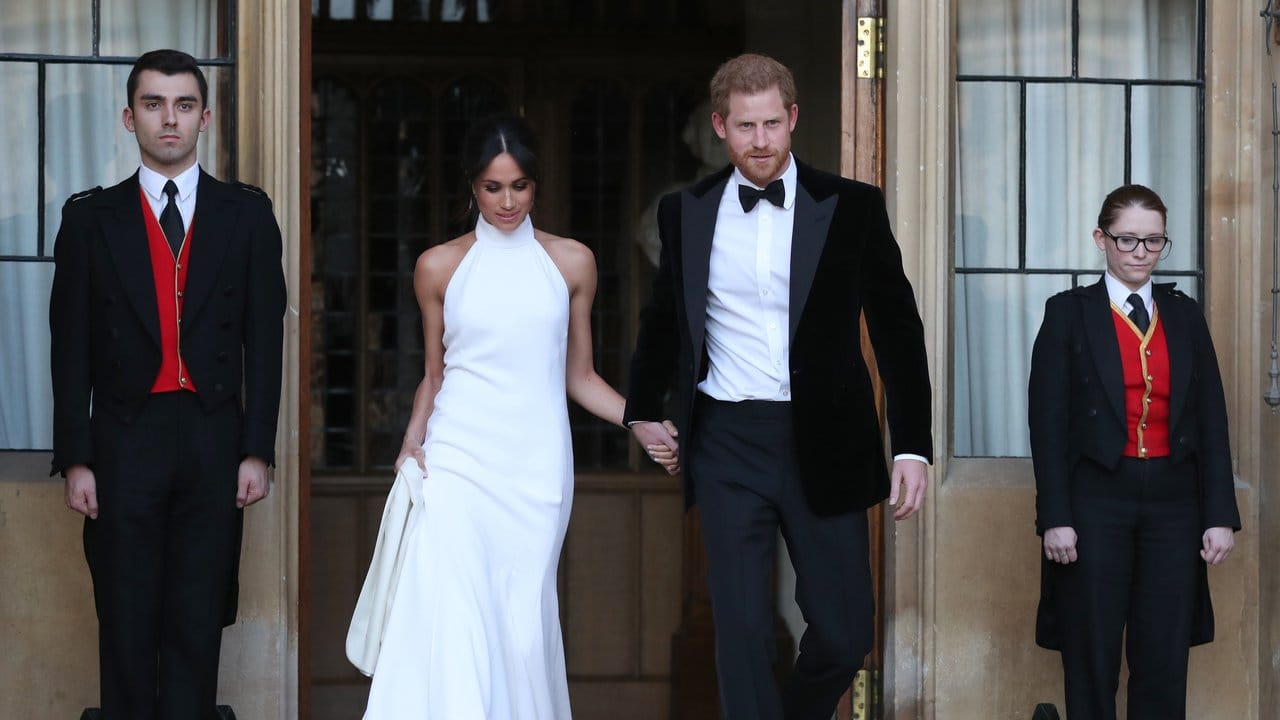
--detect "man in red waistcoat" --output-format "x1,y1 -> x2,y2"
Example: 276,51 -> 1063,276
1028,184 -> 1239,720
48,49 -> 286,720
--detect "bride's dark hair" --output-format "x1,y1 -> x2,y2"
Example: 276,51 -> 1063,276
461,114 -> 540,185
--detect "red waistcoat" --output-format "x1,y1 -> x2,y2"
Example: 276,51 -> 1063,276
141,189 -> 197,393
1112,306 -> 1170,458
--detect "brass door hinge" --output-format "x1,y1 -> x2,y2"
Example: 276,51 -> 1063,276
856,16 -> 885,79
850,668 -> 881,720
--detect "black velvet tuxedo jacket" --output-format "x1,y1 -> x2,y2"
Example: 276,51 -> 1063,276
1028,279 -> 1240,648
624,161 -> 933,515
49,170 -> 286,476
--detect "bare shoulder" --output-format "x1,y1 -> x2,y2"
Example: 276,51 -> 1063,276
537,230 -> 595,274
415,233 -> 476,293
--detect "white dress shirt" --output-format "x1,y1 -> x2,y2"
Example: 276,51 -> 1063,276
138,162 -> 200,233
698,156 -> 797,402
1103,272 -> 1154,321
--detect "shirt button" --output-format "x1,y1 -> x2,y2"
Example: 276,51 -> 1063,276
1146,374 -> 1153,381
768,322 -> 776,329
762,289 -> 769,296
1145,349 -> 1152,356
775,360 -> 782,366
177,291 -> 184,298
176,263 -> 183,270
1141,422 -> 1148,429
179,377 -> 187,385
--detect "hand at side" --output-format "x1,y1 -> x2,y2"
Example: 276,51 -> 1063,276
236,456 -> 270,508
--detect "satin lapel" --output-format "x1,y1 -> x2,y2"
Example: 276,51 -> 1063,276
1082,280 -> 1126,424
680,179 -> 725,357
1158,289 -> 1193,432
101,174 -> 161,348
181,172 -> 235,323
788,182 -> 835,341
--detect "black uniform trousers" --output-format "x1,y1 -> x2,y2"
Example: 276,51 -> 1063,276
689,394 -> 873,720
84,391 -> 242,720
1054,456 -> 1201,720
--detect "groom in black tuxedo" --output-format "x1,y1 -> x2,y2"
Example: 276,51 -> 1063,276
625,53 -> 933,719
49,49 -> 285,719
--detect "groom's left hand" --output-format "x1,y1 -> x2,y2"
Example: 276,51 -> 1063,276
888,458 -> 927,520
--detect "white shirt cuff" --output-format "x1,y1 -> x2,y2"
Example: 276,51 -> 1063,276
893,453 -> 930,465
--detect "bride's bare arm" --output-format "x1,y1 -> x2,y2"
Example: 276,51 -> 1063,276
552,237 -> 679,474
396,241 -> 466,471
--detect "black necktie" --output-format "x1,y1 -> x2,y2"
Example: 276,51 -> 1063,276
1127,292 -> 1150,334
159,180 -> 184,256
738,179 -> 785,213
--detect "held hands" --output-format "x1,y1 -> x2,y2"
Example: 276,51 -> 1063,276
888,458 -> 928,520
631,420 -> 681,476
1043,526 -> 1078,564
64,464 -> 99,519
236,456 -> 271,508
1201,526 -> 1234,565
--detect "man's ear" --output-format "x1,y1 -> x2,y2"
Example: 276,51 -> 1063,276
711,111 -> 728,140
122,106 -> 135,133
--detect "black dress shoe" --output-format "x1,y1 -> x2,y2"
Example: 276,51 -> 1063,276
1031,703 -> 1061,720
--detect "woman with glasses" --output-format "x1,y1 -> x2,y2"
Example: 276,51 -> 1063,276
1028,184 -> 1239,719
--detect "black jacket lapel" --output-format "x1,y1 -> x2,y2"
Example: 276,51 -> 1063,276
1156,284 -> 1193,432
789,174 -> 836,341
1081,279 -> 1126,425
181,171 -> 234,324
100,173 -> 161,348
681,173 -> 728,359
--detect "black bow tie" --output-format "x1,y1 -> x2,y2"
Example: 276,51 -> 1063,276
738,179 -> 785,212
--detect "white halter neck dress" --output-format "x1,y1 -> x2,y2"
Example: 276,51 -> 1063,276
363,215 -> 574,719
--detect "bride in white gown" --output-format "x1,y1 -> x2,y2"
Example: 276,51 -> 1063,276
359,115 -> 679,719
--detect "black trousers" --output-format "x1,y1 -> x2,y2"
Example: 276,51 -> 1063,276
85,392 -> 242,720
689,395 -> 873,720
1054,457 -> 1201,720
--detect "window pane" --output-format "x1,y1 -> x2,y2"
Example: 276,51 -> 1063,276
44,64 -> 227,254
329,0 -> 357,20
367,0 -> 394,20
1131,85 -> 1197,272
954,273 -> 1072,457
100,0 -> 223,58
1078,0 -> 1198,80
0,262 -> 55,449
956,0 -> 1070,77
312,78 -> 360,471
0,64 -> 39,257
43,64 -> 136,254
1025,83 -> 1124,270
0,1 -> 92,55
570,80 -> 631,471
955,81 -> 1019,268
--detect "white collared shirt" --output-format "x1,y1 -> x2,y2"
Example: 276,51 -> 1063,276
1102,272 -> 1154,320
138,162 -> 199,233
697,155 -> 798,402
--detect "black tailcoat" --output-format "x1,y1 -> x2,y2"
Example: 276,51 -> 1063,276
49,170 -> 286,475
1028,279 -> 1240,649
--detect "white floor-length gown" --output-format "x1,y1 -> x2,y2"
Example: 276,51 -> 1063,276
363,215 -> 573,719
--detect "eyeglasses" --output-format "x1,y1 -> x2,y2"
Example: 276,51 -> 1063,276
1101,228 -> 1171,255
